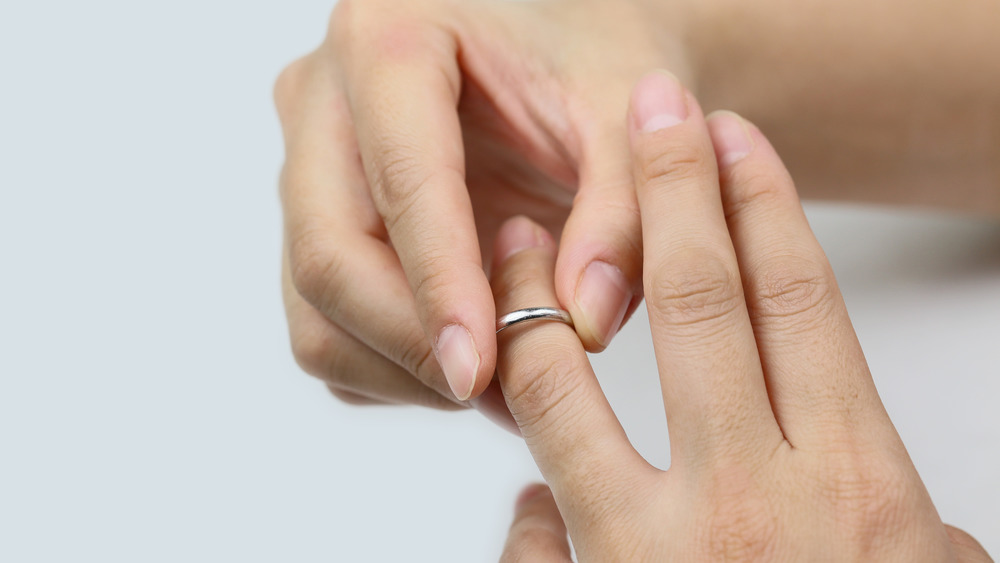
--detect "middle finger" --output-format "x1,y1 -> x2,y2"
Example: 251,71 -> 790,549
628,71 -> 784,465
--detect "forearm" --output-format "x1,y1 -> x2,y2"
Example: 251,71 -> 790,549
682,0 -> 1000,214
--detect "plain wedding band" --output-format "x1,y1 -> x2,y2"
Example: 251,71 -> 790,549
496,307 -> 574,334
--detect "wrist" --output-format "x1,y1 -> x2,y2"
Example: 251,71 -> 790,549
623,0 -> 721,98
666,0 -> 750,111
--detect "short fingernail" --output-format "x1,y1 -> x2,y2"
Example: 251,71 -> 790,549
633,70 -> 688,132
707,111 -> 755,167
496,216 -> 549,265
515,484 -> 548,513
576,261 -> 631,348
435,324 -> 480,401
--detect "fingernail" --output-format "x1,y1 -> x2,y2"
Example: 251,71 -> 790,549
707,110 -> 755,167
515,484 -> 548,513
496,216 -> 549,265
575,261 -> 631,348
435,324 -> 480,401
633,70 -> 688,132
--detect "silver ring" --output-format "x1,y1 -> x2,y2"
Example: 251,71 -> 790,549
496,307 -> 574,334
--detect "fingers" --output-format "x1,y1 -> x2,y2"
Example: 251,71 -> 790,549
706,111 -> 893,448
326,384 -> 386,406
628,71 -> 783,463
492,216 -> 650,512
283,254 -> 462,410
335,9 -> 495,402
555,114 -> 643,352
500,484 -> 573,563
276,55 -> 463,404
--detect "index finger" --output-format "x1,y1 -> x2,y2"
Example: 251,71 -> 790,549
332,7 -> 494,401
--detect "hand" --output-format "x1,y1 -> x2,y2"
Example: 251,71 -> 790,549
273,0 -> 690,412
493,72 -> 991,561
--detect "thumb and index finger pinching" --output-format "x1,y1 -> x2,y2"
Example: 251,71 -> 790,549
342,10 -> 642,401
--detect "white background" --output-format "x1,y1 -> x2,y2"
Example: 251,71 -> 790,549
1,1 -> 998,561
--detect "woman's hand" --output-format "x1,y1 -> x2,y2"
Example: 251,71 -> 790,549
493,72 -> 992,561
273,0 -> 691,410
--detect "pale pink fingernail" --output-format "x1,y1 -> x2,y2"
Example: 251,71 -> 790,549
514,484 -> 549,513
633,70 -> 688,132
707,110 -> 755,167
495,216 -> 549,266
575,261 -> 631,348
435,324 -> 480,401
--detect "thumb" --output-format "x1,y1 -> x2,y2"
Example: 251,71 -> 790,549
500,484 -> 573,563
943,525 -> 993,562
555,115 -> 643,353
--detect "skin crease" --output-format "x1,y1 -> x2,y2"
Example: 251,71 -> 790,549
271,0 -> 998,558
275,0 -> 1000,412
276,0 -> 691,407
494,77 -> 993,559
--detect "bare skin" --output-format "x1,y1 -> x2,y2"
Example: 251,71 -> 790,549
274,0 -> 1000,412
495,72 -> 992,562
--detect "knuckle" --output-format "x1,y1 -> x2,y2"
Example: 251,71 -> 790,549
699,466 -> 780,561
646,249 -> 743,328
410,251 -> 475,311
395,332 -> 439,383
812,453 -> 916,541
289,322 -> 334,380
327,0 -> 440,59
504,349 -> 585,437
288,229 -> 348,316
370,155 -> 462,236
368,151 -> 433,224
494,264 -> 546,306
722,170 -> 788,222
637,137 -> 715,189
747,256 -> 836,324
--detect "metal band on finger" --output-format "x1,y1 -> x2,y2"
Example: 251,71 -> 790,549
496,307 -> 574,334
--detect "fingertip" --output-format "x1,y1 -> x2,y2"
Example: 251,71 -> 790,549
629,70 -> 688,134
706,110 -> 756,169
572,260 -> 631,351
514,483 -> 552,514
493,215 -> 556,272
435,323 -> 481,401
707,111 -> 798,204
502,483 -> 571,562
555,211 -> 641,352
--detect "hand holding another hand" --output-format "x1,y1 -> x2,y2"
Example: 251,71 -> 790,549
274,0 -> 689,410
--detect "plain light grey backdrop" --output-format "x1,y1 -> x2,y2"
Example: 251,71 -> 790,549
1,1 -> 998,561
